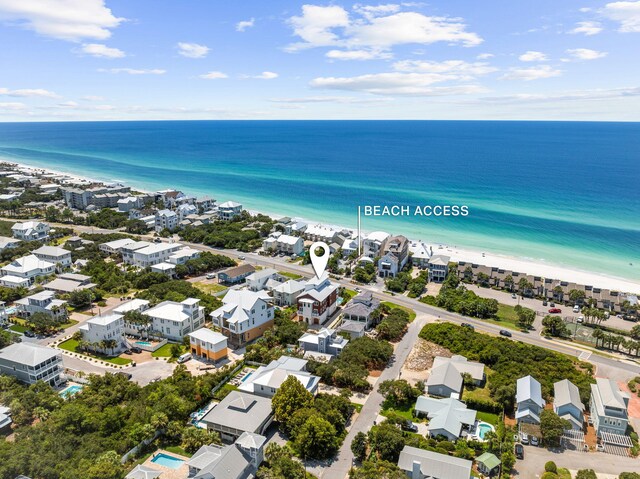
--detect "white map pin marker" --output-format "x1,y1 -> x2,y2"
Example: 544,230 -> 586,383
310,241 -> 330,279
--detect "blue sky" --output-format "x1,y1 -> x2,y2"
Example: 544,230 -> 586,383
0,0 -> 639,121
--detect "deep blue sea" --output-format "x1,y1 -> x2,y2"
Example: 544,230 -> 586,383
0,120 -> 638,281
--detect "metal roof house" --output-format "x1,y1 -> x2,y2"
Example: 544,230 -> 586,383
398,446 -> 472,479
187,432 -> 266,479
553,379 -> 585,430
516,375 -> 545,425
201,391 -> 273,443
414,396 -> 477,441
589,378 -> 630,439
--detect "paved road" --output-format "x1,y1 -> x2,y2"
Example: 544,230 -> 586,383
326,315 -> 428,479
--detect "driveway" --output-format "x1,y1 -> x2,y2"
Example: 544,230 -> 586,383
128,359 -> 176,386
514,445 -> 639,478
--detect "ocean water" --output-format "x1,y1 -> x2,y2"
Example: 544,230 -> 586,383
0,120 -> 638,281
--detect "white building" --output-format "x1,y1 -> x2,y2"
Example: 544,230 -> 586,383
245,268 -> 281,292
117,196 -> 143,212
113,298 -> 151,336
516,375 -> 546,425
0,254 -> 56,287
218,201 -> 243,221
188,328 -> 228,362
155,209 -> 179,232
79,313 -> 126,354
15,291 -> 67,319
262,234 -> 304,256
211,289 -> 274,348
238,356 -> 320,398
167,247 -> 201,265
409,240 -> 432,269
0,343 -> 64,386
120,241 -> 153,264
590,378 -> 630,438
362,231 -> 390,258
99,238 -> 136,255
11,221 -> 50,242
145,298 -> 205,341
32,245 -> 72,269
304,224 -> 341,244
127,242 -> 184,268
177,203 -> 198,220
0,236 -> 20,252
272,279 -> 307,307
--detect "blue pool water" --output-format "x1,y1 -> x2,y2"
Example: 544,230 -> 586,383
59,385 -> 83,398
240,372 -> 254,383
477,422 -> 495,440
151,453 -> 185,469
135,341 -> 152,347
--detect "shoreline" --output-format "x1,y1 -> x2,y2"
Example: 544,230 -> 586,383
6,158 -> 640,295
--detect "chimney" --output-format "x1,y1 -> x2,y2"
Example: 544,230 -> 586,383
412,460 -> 422,479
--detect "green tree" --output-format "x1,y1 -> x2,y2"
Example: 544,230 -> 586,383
576,470 -> 597,479
272,376 -> 314,434
369,421 -> 405,462
349,460 -> 405,479
540,410 -> 571,447
181,426 -> 220,453
293,415 -> 340,459
351,431 -> 369,462
545,461 -> 558,473
514,305 -> 536,330
257,444 -> 306,479
84,451 -> 124,479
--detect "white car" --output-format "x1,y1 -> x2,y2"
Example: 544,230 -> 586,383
205,273 -> 215,279
573,305 -> 581,313
577,316 -> 584,323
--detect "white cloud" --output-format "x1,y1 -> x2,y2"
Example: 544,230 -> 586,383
326,49 -> 392,60
177,42 -> 210,59
199,71 -> 228,79
479,86 -> 640,103
0,87 -> 59,98
81,43 -> 125,58
0,102 -> 27,111
236,18 -> 255,32
269,96 -> 391,104
310,72 -> 485,96
392,59 -> 497,76
0,0 -> 124,41
253,71 -> 278,80
477,53 -> 494,60
82,95 -> 104,101
352,3 -> 401,19
99,68 -> 166,75
566,48 -> 608,60
501,65 -> 563,81
518,51 -> 548,62
569,21 -> 603,35
602,1 -> 640,32
579,7 -> 593,12
286,5 -> 482,53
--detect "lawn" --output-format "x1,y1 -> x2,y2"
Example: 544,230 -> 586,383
342,288 -> 357,303
58,319 -> 79,329
382,301 -> 417,321
380,403 -> 417,422
476,304 -> 521,331
279,271 -> 303,280
351,402 -> 363,413
476,411 -> 501,426
9,323 -> 28,333
58,338 -> 132,365
151,343 -> 185,358
163,445 -> 193,458
193,282 -> 227,294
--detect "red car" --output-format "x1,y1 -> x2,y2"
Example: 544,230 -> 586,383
548,308 -> 562,314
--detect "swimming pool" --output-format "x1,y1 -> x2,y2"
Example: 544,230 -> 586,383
151,453 -> 185,469
477,422 -> 495,440
59,384 -> 83,398
135,341 -> 153,347
5,306 -> 17,315
240,372 -> 254,383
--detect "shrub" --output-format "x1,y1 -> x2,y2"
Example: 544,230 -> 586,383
545,461 -> 558,473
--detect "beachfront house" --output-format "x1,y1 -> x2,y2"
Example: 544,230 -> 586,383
553,379 -> 585,430
362,231 -> 390,258
15,291 -> 67,319
201,391 -> 273,443
516,375 -> 546,425
0,254 -> 56,288
188,328 -> 228,363
303,224 -> 342,244
218,201 -> 243,221
218,264 -> 256,285
0,343 -> 64,386
154,209 -> 178,232
145,298 -> 205,342
11,221 -> 50,242
32,245 -> 72,270
210,289 -> 274,348
262,234 -> 304,256
117,196 -> 143,212
590,377 -> 630,439
187,432 -> 266,479
409,240 -> 432,269
398,446 -> 472,479
298,328 -> 348,359
238,356 -> 320,398
79,313 -> 126,354
341,291 -> 381,328
414,396 -> 477,441
296,275 -> 339,326
428,255 -> 451,283
378,235 -> 409,278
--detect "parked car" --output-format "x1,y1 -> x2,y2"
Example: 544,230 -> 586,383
530,436 -> 539,446
515,443 -> 525,459
550,302 -> 556,307
511,293 -> 517,299
573,305 -> 581,313
499,329 -> 512,337
520,433 -> 529,445
153,238 -> 162,243
238,255 -> 246,260
461,323 -> 475,330
549,308 -> 562,314
577,316 -> 585,323
542,300 -> 548,306
177,352 -> 192,364
401,421 -> 418,433
130,346 -> 142,354
596,444 -> 605,452
205,273 -> 215,279
24,330 -> 35,338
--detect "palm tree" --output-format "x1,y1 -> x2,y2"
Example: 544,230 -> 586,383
504,275 -> 514,292
592,328 -> 603,348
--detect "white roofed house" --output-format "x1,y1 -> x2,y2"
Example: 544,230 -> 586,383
0,254 -> 56,288
145,298 -> 205,342
298,327 -> 348,359
245,268 -> 281,292
272,279 -> 307,306
414,396 -> 477,441
120,240 -> 153,264
553,379 -> 585,431
378,235 -> 409,278
516,375 -> 546,425
154,209 -> 178,232
32,245 -> 72,270
186,432 -> 266,479
201,391 -> 273,443
79,313 -> 126,355
304,224 -> 341,244
113,298 -> 151,336
211,289 -> 274,348
398,446 -> 472,479
0,236 -> 20,252
128,242 -> 184,268
426,356 -> 485,399
15,291 -> 67,320
43,273 -> 97,294
188,328 -> 228,362
238,356 -> 320,398
0,343 -> 64,386
117,196 -> 142,212
297,274 -> 339,326
362,231 -> 390,258
99,237 -> 136,255
409,240 -> 432,269
11,221 -> 50,242
341,291 -> 381,328
428,255 -> 451,283
263,234 -> 304,256
167,247 -> 200,265
218,201 -> 243,221
590,378 -> 630,440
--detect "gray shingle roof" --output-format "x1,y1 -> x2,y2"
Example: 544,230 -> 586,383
0,343 -> 60,367
201,391 -> 272,434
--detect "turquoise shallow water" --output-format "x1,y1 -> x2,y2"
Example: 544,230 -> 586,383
0,120 -> 637,281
